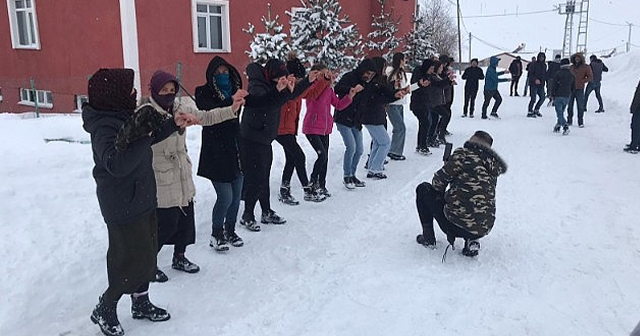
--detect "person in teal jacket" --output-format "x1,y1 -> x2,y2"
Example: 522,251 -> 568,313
481,56 -> 510,119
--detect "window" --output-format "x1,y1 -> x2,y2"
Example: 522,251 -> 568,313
192,0 -> 230,53
74,95 -> 88,112
6,0 -> 41,49
0,87 -> 3,103
19,88 -> 52,108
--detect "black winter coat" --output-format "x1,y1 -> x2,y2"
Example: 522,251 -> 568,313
334,59 -> 378,128
195,56 -> 242,183
528,61 -> 547,86
546,61 -> 561,82
359,80 -> 399,126
631,80 -> 640,115
550,67 -> 575,98
508,60 -> 523,77
240,62 -> 311,145
461,66 -> 484,89
82,105 -> 179,226
410,67 -> 430,111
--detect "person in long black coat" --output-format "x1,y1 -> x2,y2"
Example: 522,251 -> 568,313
461,58 -> 485,117
625,79 -> 640,153
509,56 -> 523,96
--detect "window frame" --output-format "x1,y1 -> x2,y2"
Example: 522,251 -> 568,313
191,0 -> 231,53
74,95 -> 88,112
6,0 -> 41,50
19,88 -> 53,109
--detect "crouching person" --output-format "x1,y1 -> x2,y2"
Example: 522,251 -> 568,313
415,131 -> 507,257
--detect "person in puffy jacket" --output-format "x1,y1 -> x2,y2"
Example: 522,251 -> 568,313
415,130 -> 507,258
567,53 -> 593,127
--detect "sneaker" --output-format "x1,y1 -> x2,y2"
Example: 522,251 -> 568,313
562,126 -> 570,135
225,230 -> 244,247
553,125 -> 561,133
416,234 -> 436,249
481,114 -> 488,119
461,113 -> 467,118
261,210 -> 286,224
131,294 -> 170,322
527,112 -> 536,118
343,177 -> 356,190
388,153 -> 406,161
579,124 -> 585,128
595,108 -> 604,113
304,186 -> 327,202
209,234 -> 229,252
352,176 -> 366,187
624,146 -> 639,154
172,255 -> 200,273
240,217 -> 261,231
418,147 -> 432,156
469,114 -> 474,118
534,110 -> 542,117
91,295 -> 124,336
317,186 -> 331,197
462,239 -> 480,257
366,172 -> 388,179
152,268 -> 168,283
490,112 -> 501,119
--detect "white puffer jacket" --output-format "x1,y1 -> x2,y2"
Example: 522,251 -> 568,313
142,95 -> 237,208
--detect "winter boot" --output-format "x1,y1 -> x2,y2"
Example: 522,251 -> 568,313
553,125 -> 561,133
261,210 -> 286,224
171,254 -> 200,273
91,295 -> 124,336
152,268 -> 168,283
224,222 -> 244,247
481,113 -> 488,119
278,181 -> 299,205
315,181 -> 331,197
131,294 -> 170,322
343,177 -> 356,190
534,110 -> 542,117
240,216 -> 261,232
210,227 -> 229,252
418,147 -> 432,156
562,125 -> 570,135
416,234 -> 436,249
462,239 -> 481,257
304,185 -> 327,202
352,176 -> 366,187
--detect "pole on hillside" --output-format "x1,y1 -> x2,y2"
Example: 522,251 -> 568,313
30,77 -> 39,118
176,61 -> 183,98
456,0 -> 462,72
627,23 -> 633,53
468,32 -> 472,61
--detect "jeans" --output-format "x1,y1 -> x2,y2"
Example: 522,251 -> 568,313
413,108 -> 430,149
482,90 -> 502,116
336,123 -> 363,177
364,124 -> 391,173
568,88 -> 586,125
275,134 -> 309,187
631,113 -> 640,149
306,134 -> 329,187
553,97 -> 569,127
528,84 -> 546,112
463,86 -> 478,116
240,138 -> 272,219
585,81 -> 604,110
387,104 -> 406,156
211,173 -> 243,230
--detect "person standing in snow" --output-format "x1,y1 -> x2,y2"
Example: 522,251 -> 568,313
481,56 -> 510,119
141,70 -> 245,270
527,52 -> 547,118
524,56 -> 536,96
509,56 -> 523,96
585,54 -> 609,113
567,53 -> 593,127
415,130 -> 507,257
83,68 -> 198,336
549,59 -> 575,135
461,58 -> 484,118
438,55 -> 457,142
386,52 -> 410,161
239,59 -> 319,232
546,54 -> 562,103
195,56 -> 246,252
624,79 -> 640,154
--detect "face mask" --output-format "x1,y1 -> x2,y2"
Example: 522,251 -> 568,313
215,73 -> 231,88
153,93 -> 176,111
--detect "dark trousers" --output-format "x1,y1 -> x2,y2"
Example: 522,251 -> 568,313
528,84 -> 546,111
156,201 -> 195,256
523,76 -> 530,95
438,101 -> 452,137
413,108 -> 431,149
631,113 -> 640,149
103,211 -> 157,303
568,88 -> 586,125
585,81 -> 604,110
415,182 -> 479,242
240,137 -> 272,219
306,134 -> 329,187
275,134 -> 309,187
482,90 -> 502,116
510,76 -> 521,95
427,105 -> 446,140
463,86 -> 478,116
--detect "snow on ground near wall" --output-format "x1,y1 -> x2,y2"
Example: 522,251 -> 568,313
1,52 -> 640,336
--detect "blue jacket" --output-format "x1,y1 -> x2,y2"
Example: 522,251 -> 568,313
484,56 -> 509,91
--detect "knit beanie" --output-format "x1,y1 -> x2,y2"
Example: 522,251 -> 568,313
88,68 -> 136,111
265,59 -> 289,81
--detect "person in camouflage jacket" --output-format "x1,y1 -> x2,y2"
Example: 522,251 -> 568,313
415,130 -> 507,256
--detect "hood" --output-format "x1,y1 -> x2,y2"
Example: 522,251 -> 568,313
205,56 -> 242,90
420,58 -> 435,74
355,59 -> 376,76
571,53 -> 585,65
464,140 -> 508,177
489,56 -> 500,67
536,52 -> 546,62
82,104 -> 129,134
246,62 -> 268,83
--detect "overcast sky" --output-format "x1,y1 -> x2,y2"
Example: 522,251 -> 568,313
447,0 -> 639,59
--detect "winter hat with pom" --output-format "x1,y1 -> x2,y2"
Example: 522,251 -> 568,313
88,68 -> 136,111
265,59 -> 289,81
149,70 -> 179,111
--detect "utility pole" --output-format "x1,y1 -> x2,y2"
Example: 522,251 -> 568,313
469,32 -> 472,61
628,22 -> 634,52
457,0 -> 462,71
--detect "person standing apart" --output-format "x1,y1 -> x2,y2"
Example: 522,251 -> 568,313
461,58 -> 484,118
585,54 -> 609,113
624,79 -> 640,154
567,53 -> 593,128
509,56 -> 523,96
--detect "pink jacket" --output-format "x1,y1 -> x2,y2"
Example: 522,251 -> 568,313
302,80 -> 352,135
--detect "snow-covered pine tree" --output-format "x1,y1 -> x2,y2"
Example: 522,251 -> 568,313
288,0 -> 363,73
244,3 -> 291,64
365,0 -> 401,61
402,15 -> 437,70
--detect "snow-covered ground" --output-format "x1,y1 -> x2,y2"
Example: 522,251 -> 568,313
2,52 -> 640,336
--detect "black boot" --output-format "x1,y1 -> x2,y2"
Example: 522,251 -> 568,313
278,181 -> 299,205
224,222 -> 244,247
210,227 -> 229,252
91,295 -> 124,336
131,294 -> 170,322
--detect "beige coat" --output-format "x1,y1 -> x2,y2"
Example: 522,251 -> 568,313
142,96 -> 237,208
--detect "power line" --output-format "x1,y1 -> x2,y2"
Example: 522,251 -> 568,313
590,17 -> 633,27
469,33 -> 510,51
462,9 -> 556,19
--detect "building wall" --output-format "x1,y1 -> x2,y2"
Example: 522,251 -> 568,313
0,0 -> 123,112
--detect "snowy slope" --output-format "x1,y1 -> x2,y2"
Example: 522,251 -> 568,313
1,52 -> 640,336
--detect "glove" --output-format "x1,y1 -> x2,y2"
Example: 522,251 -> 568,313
115,104 -> 169,150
